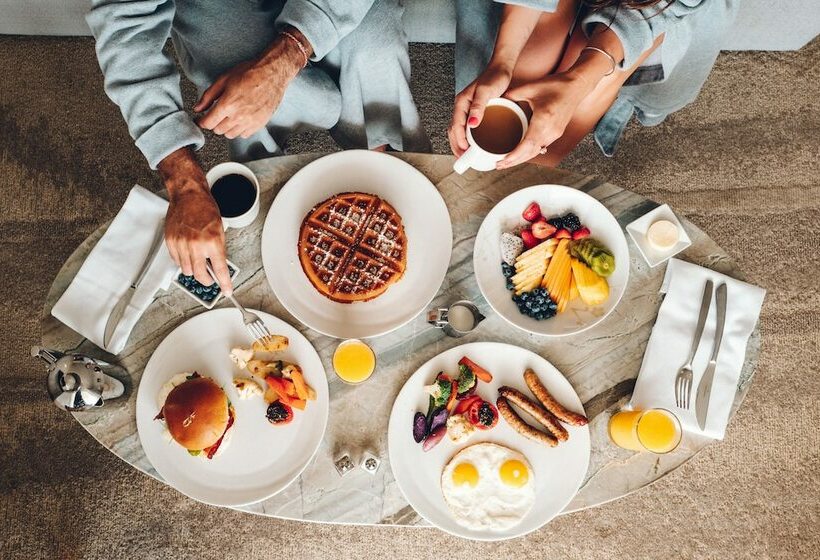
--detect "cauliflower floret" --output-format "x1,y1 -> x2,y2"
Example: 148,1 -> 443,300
229,347 -> 254,370
446,414 -> 475,443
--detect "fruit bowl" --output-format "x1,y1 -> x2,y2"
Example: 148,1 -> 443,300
474,185 -> 629,337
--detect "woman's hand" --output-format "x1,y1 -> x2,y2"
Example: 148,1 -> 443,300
497,71 -> 595,169
448,64 -> 513,157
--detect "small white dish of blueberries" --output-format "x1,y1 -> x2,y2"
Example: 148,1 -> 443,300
173,259 -> 240,309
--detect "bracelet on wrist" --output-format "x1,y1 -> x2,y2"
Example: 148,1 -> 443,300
281,31 -> 309,68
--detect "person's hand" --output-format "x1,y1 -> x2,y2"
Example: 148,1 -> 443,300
158,148 -> 233,295
195,30 -> 310,139
496,72 -> 593,169
448,64 -> 513,157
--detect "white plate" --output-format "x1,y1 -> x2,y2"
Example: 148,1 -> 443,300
626,203 -> 692,267
136,308 -> 329,507
474,185 -> 629,337
387,342 -> 590,541
261,151 -> 452,339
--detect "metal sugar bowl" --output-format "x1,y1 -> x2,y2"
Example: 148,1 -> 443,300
32,346 -> 127,412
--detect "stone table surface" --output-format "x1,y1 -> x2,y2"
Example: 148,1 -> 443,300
41,152 -> 759,526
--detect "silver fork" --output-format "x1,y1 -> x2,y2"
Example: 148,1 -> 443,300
205,263 -> 273,344
675,279 -> 714,409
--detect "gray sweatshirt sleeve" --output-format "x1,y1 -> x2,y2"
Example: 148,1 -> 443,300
582,0 -> 708,74
275,0 -> 378,60
86,0 -> 205,169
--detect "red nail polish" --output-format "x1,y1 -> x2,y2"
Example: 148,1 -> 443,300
468,116 -> 478,126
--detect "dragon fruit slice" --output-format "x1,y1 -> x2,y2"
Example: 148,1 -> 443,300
500,232 -> 524,266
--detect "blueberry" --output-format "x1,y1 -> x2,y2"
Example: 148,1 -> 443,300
506,280 -> 514,290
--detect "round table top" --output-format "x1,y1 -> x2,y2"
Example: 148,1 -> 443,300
41,153 -> 759,526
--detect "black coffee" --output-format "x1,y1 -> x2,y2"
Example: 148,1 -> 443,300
211,173 -> 256,218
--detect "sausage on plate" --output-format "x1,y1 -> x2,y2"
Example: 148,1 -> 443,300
524,368 -> 588,427
496,397 -> 558,447
498,386 -> 568,442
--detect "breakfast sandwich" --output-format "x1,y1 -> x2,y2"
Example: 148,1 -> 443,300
155,373 -> 235,459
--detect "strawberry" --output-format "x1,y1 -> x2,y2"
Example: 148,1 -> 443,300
520,228 -> 540,249
572,226 -> 591,240
531,219 -> 557,240
553,228 -> 571,240
522,202 -> 542,222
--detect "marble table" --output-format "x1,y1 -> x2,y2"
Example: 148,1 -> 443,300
41,153 -> 759,526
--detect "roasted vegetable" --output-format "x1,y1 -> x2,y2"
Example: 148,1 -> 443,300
424,373 -> 454,408
422,425 -> 447,452
457,357 -> 493,383
456,364 -> 476,395
412,412 -> 427,443
429,407 -> 450,434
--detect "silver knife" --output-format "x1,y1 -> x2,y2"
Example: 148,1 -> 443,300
695,282 -> 728,430
103,221 -> 166,347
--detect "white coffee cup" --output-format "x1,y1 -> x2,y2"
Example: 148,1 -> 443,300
453,97 -> 529,174
205,162 -> 260,229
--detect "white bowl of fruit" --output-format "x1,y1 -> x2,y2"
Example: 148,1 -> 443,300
474,185 -> 629,337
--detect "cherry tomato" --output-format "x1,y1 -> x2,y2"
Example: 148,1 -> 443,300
467,400 -> 498,430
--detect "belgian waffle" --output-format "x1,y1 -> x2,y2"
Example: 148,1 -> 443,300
299,192 -> 407,303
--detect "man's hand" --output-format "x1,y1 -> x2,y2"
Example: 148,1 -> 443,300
195,28 -> 312,139
158,148 -> 233,295
448,63 -> 513,157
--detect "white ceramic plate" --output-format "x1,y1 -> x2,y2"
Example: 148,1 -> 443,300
136,308 -> 329,507
474,185 -> 629,337
387,342 -> 590,541
261,150 -> 452,339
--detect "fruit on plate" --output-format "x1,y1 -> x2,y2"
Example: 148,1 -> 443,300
531,219 -> 557,239
543,239 -> 573,312
570,258 -> 610,305
500,232 -> 525,266
522,202 -> 542,222
519,228 -> 540,250
572,226 -> 591,240
553,228 -> 571,240
511,238 -> 555,295
512,288 -> 558,320
570,237 -> 616,277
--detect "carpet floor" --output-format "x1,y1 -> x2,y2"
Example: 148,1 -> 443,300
0,35 -> 818,559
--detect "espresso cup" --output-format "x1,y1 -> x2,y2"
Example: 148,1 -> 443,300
205,162 -> 260,230
453,98 -> 529,174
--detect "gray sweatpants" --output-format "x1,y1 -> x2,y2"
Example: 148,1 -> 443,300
170,0 -> 430,162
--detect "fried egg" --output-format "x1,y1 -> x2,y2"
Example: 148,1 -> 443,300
440,442 -> 535,531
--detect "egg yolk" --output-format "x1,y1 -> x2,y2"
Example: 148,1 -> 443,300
451,462 -> 479,487
499,460 -> 529,487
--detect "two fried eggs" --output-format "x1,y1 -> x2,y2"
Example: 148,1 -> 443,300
440,442 -> 535,530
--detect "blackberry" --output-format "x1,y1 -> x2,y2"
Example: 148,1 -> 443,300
561,213 -> 582,232
547,217 -> 565,230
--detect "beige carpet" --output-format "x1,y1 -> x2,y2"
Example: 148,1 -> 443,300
1,34 -> 818,559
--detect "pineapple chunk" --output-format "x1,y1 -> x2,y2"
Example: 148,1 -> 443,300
570,258 -> 609,306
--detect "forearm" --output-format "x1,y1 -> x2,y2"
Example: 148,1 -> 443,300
276,0 -> 376,60
256,26 -> 313,75
490,6 -> 543,71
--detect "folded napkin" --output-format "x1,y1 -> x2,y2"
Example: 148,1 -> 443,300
52,185 -> 177,354
631,258 -> 765,439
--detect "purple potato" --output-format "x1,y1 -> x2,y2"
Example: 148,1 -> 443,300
422,425 -> 447,452
412,412 -> 427,443
429,407 -> 449,434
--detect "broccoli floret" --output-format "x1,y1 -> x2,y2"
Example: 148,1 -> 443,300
456,364 -> 476,394
424,375 -> 453,407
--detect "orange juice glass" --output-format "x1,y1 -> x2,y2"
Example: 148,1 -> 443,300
332,339 -> 376,384
608,408 -> 682,454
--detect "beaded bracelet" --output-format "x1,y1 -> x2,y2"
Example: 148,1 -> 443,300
281,31 -> 309,68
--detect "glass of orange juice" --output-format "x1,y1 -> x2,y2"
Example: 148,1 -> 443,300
608,408 -> 682,454
332,339 -> 376,384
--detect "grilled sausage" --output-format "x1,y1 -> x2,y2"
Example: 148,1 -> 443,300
498,386 -> 568,442
496,397 -> 558,447
524,369 -> 588,427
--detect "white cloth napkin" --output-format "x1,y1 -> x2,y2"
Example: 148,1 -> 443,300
631,258 -> 766,439
52,185 -> 177,354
